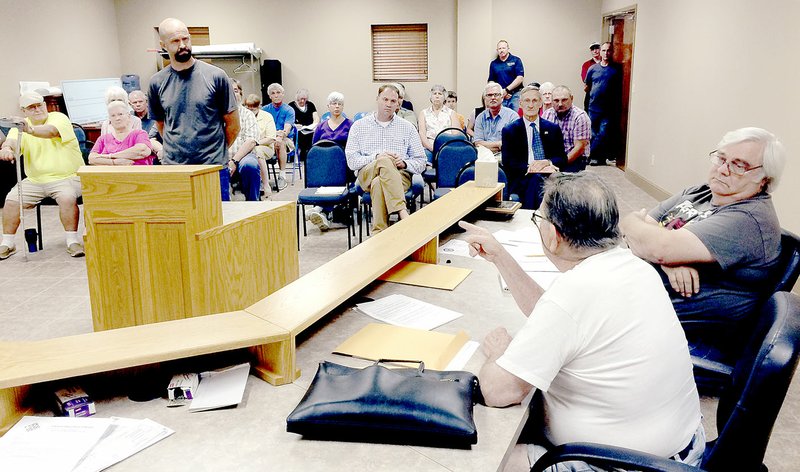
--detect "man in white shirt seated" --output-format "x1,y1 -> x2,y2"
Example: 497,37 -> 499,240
345,84 -> 426,233
461,172 -> 704,471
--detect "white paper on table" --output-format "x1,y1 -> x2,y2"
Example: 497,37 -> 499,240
438,239 -> 477,259
444,340 -> 480,370
189,363 -> 250,412
493,227 -> 539,246
355,293 -> 463,330
315,186 -> 346,195
0,416 -> 112,472
72,417 -> 174,472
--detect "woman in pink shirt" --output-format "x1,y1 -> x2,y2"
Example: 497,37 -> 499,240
89,100 -> 153,166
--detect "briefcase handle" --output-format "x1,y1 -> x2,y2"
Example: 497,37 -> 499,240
375,359 -> 425,375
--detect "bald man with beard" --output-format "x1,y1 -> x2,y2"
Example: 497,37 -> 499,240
148,17 -> 240,200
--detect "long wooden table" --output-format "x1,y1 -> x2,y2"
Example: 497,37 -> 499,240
0,182 -> 504,436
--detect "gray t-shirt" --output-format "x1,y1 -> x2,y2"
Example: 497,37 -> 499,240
148,60 -> 236,165
649,184 -> 782,321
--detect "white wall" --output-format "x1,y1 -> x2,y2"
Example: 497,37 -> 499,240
113,0 -> 458,115
0,0 -> 121,116
602,0 -> 800,233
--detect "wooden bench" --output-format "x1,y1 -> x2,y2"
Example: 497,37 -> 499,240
0,181 -> 502,434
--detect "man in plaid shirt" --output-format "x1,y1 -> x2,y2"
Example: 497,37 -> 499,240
345,84 -> 426,233
542,85 -> 592,172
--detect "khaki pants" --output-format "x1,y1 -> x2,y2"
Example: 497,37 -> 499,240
357,156 -> 412,232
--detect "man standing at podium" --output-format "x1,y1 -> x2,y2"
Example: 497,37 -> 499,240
148,17 -> 240,200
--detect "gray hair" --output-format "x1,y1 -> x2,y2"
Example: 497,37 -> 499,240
520,85 -> 542,99
552,85 -> 572,97
327,91 -> 344,105
542,172 -> 621,250
540,82 -> 555,94
267,83 -> 284,94
430,84 -> 446,95
391,83 -> 405,99
107,100 -> 129,113
128,90 -> 146,101
484,82 -> 503,96
716,127 -> 786,193
105,86 -> 128,105
295,88 -> 309,99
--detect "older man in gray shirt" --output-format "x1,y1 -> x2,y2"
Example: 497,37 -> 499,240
148,17 -> 240,200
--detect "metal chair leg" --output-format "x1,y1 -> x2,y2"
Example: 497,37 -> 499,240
36,204 -> 43,250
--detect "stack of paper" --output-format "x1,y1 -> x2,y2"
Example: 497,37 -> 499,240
314,186 -> 346,195
493,228 -> 561,290
356,293 -> 463,330
0,416 -> 173,472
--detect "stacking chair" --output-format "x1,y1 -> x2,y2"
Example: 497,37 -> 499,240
264,127 -> 302,191
431,139 -> 477,200
423,127 -> 469,202
357,174 -> 424,243
352,112 -> 368,122
689,229 -> 800,394
530,291 -> 800,472
296,140 -> 354,250
33,123 -> 92,249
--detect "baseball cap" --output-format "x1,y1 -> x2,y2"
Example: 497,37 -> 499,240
589,42 -> 601,50
19,91 -> 45,108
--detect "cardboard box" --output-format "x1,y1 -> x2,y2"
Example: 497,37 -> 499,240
167,373 -> 199,407
54,386 -> 96,417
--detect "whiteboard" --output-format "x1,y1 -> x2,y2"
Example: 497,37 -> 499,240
61,78 -> 122,125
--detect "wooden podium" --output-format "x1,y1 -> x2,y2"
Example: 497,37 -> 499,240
78,165 -> 298,331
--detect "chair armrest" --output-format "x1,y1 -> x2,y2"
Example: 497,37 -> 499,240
531,443 -> 703,472
691,355 -> 734,377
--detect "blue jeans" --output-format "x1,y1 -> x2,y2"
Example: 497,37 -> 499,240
219,169 -> 230,201
588,111 -> 617,161
503,91 -> 521,112
237,153 -> 261,201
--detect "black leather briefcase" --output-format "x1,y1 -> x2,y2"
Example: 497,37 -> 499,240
286,360 -> 480,448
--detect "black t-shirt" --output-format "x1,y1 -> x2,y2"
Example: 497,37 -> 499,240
289,101 -> 317,126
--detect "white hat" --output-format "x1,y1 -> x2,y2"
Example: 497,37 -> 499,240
19,91 -> 45,108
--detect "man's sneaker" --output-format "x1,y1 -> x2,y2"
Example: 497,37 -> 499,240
305,206 -> 323,220
309,211 -> 330,232
0,244 -> 16,260
67,243 -> 85,258
276,177 -> 288,191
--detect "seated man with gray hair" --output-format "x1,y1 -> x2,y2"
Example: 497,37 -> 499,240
262,83 -> 295,190
621,127 -> 786,359
461,172 -> 704,471
473,81 -> 519,154
0,92 -> 86,259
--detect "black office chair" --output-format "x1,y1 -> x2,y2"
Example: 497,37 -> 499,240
530,291 -> 800,472
33,124 -> 92,249
689,229 -> 800,394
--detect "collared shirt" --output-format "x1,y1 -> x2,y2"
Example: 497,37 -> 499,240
344,113 -> 426,175
542,106 -> 592,158
488,53 -> 525,92
229,105 -> 259,158
474,106 -> 518,142
254,110 -> 277,142
522,116 -> 541,164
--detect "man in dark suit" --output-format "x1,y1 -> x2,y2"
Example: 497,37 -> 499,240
501,85 -> 567,209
